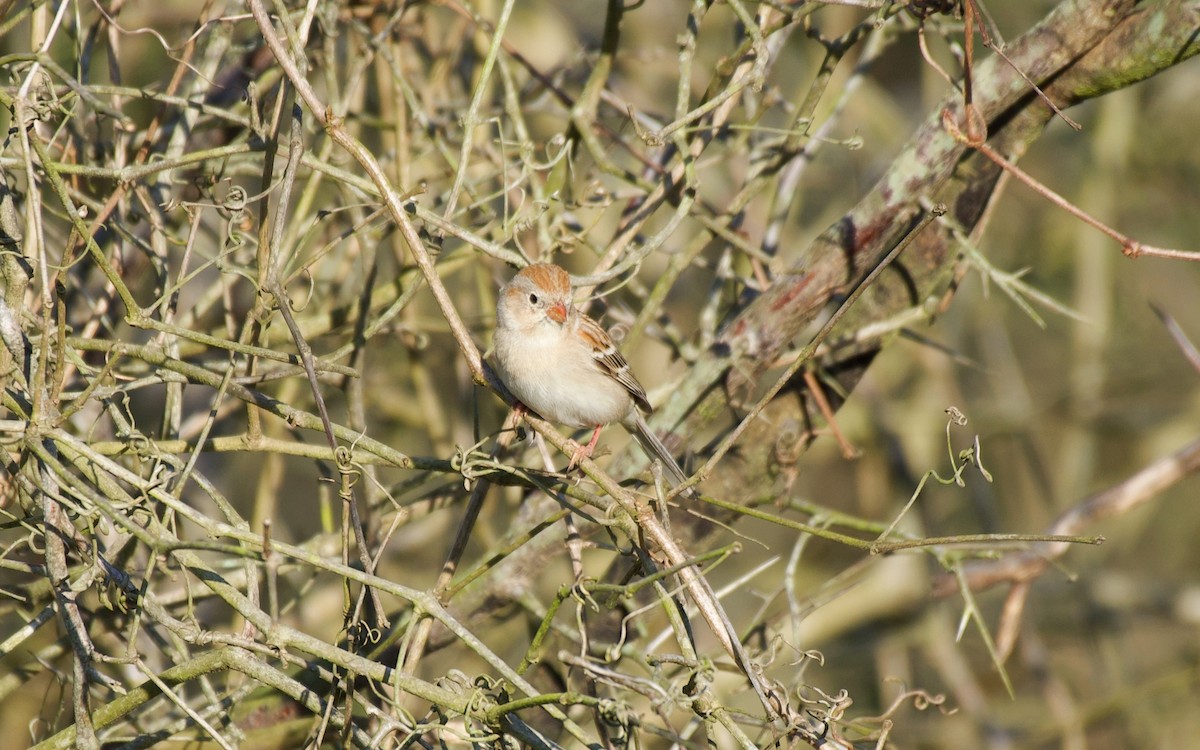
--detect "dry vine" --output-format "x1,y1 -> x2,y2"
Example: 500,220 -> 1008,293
1,1 -> 1198,748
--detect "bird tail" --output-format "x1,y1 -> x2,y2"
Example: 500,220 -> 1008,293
629,411 -> 693,495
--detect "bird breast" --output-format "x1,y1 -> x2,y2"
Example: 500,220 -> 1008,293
495,320 -> 632,429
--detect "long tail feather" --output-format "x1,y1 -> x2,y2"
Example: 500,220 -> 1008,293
629,412 -> 693,495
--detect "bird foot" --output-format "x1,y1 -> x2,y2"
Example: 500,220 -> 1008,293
565,441 -> 593,471
566,425 -> 604,471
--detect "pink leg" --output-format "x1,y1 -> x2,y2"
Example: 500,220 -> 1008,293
567,425 -> 603,470
507,401 -> 530,438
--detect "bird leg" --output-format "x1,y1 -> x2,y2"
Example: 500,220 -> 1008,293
567,425 -> 604,470
507,401 -> 531,441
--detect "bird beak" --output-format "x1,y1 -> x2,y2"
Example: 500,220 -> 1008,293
547,301 -> 567,323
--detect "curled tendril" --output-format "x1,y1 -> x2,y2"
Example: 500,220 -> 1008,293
223,209 -> 245,250
797,684 -> 852,717
770,634 -> 826,669
26,527 -> 45,555
223,185 -> 248,213
569,578 -> 600,613
628,105 -> 665,147
910,689 -> 950,712
524,132 -> 571,171
859,683 -> 953,722
463,674 -> 507,716
125,502 -> 157,525
450,444 -> 497,491
449,445 -> 474,491
121,429 -> 150,456
286,270 -> 315,313
146,459 -> 174,493
348,621 -> 381,648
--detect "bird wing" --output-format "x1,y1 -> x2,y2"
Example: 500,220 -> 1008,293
577,314 -> 653,414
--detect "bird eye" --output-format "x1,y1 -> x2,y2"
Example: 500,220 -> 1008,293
528,293 -> 539,305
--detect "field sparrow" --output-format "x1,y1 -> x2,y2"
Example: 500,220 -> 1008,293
493,263 -> 691,490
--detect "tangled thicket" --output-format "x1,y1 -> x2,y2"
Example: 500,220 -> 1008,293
2,1 -> 1199,748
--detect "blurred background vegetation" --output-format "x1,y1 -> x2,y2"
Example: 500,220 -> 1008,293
1,0 -> 1198,748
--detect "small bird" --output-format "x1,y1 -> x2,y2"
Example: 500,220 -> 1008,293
493,263 -> 691,490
